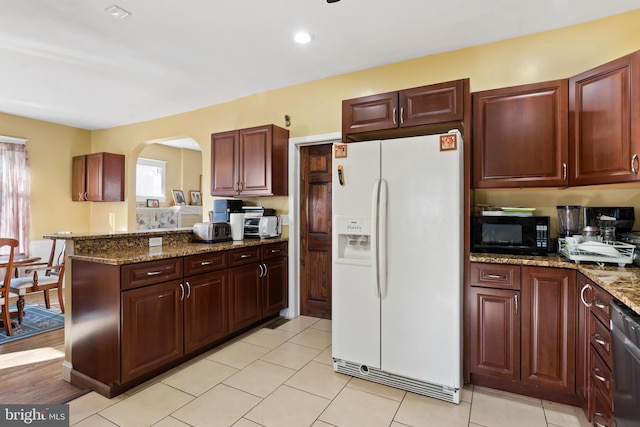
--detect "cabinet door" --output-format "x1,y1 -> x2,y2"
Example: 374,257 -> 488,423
342,91 -> 399,136
211,130 -> 239,196
239,125 -> 272,196
184,270 -> 228,353
576,274 -> 592,412
473,80 -> 569,188
228,263 -> 262,333
85,153 -> 104,201
121,280 -> 183,383
469,286 -> 520,381
262,257 -> 288,318
72,155 -> 86,201
569,50 -> 640,185
521,267 -> 576,394
400,80 -> 464,127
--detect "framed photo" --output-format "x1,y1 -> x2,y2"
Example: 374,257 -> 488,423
440,134 -> 457,151
146,199 -> 159,208
190,190 -> 202,206
334,144 -> 348,158
172,190 -> 186,206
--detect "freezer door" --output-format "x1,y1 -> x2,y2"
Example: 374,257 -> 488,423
332,140 -> 382,369
380,132 -> 463,390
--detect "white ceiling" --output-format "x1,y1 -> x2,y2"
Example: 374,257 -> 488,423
1,1 -> 639,133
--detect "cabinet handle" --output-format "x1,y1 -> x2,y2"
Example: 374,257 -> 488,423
580,283 -> 593,307
632,154 -> 639,175
271,249 -> 281,253
263,263 -> 268,276
562,162 -> 567,181
146,271 -> 162,276
482,273 -> 507,281
593,332 -> 607,346
186,281 -> 191,299
392,108 -> 397,125
514,294 -> 518,315
592,367 -> 607,383
258,264 -> 265,277
400,107 -> 404,124
200,261 -> 213,266
179,283 -> 185,301
592,413 -> 608,427
594,299 -> 607,310
240,254 -> 252,259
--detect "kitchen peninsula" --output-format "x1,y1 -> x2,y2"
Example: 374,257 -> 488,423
48,229 -> 288,398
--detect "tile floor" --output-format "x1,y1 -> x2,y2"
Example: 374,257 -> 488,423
68,316 -> 591,427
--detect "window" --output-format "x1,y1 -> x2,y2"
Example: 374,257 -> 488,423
0,139 -> 30,255
136,158 -> 166,202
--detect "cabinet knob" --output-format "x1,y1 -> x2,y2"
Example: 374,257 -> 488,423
632,154 -> 639,175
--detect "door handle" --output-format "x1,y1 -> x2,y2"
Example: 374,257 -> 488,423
514,294 -> 518,315
179,283 -> 185,301
580,284 -> 592,307
186,281 -> 191,299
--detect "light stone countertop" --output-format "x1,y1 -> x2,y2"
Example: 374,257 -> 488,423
470,252 -> 640,315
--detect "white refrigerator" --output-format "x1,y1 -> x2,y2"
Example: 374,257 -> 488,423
331,131 -> 463,404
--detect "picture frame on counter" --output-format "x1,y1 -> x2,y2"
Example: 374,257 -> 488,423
190,190 -> 201,206
146,199 -> 159,208
172,190 -> 186,206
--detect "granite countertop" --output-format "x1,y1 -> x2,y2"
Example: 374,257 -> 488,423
69,237 -> 288,266
470,252 -> 640,315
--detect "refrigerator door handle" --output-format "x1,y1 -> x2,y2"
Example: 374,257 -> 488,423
371,179 -> 381,298
378,179 -> 388,299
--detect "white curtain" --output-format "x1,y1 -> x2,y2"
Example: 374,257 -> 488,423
0,142 -> 31,255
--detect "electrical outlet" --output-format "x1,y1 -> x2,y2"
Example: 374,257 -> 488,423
149,237 -> 162,247
279,214 -> 289,226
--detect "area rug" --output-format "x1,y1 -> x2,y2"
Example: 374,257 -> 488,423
0,303 -> 64,345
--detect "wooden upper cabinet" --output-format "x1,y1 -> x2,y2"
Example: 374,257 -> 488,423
342,79 -> 465,141
72,152 -> 124,201
472,79 -> 569,188
569,50 -> 640,185
211,124 -> 288,197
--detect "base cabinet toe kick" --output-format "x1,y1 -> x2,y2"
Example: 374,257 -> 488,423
69,241 -> 288,397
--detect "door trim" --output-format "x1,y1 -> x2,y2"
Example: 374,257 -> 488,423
284,132 -> 341,318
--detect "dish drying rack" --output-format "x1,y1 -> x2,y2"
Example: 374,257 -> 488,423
558,238 -> 635,267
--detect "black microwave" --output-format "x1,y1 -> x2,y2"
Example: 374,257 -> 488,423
471,215 -> 550,256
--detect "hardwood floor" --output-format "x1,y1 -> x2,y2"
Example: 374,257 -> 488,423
0,293 -> 87,404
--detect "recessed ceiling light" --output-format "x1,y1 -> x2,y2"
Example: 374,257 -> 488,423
294,31 -> 313,44
105,5 -> 131,20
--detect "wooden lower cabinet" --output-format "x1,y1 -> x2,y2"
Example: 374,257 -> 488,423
469,286 -> 520,381
468,263 -> 578,404
228,263 -> 262,332
70,242 -> 288,398
228,242 -> 289,332
577,273 -> 614,425
121,280 -> 184,383
184,270 -> 228,353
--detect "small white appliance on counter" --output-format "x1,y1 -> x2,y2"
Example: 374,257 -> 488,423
244,216 -> 280,239
332,131 -> 463,404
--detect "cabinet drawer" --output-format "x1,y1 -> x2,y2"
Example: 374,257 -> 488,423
470,263 -> 521,290
591,285 -> 612,326
184,252 -> 228,276
591,386 -> 614,427
121,258 -> 183,290
590,314 -> 612,368
590,347 -> 613,410
228,246 -> 261,267
262,242 -> 287,260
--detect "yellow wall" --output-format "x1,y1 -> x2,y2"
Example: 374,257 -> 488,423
4,10 -> 640,235
0,112 -> 91,238
137,144 -> 202,208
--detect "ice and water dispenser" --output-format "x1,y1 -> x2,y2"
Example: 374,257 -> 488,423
334,216 -> 372,263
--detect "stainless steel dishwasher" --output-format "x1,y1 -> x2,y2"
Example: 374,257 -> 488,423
611,299 -> 640,427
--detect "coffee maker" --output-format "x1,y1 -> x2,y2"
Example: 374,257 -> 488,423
212,199 -> 243,223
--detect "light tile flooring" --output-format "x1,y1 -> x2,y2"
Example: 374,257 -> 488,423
68,316 -> 590,427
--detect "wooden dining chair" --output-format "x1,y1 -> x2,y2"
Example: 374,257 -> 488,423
1,238 -> 20,336
10,238 -> 65,324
